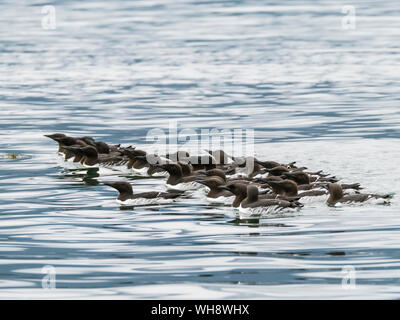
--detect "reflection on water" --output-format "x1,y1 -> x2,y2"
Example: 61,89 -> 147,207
0,0 -> 400,299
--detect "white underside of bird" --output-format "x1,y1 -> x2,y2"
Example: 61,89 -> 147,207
298,194 -> 328,204
206,195 -> 235,205
150,171 -> 169,177
238,204 -> 282,216
116,197 -> 175,206
166,181 -> 203,191
333,196 -> 390,206
130,167 -> 149,175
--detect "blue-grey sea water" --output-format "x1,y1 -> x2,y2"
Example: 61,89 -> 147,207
0,0 -> 400,299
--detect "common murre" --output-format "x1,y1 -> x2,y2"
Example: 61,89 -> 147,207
218,183 -> 249,208
81,139 -> 122,156
239,185 -> 303,216
133,154 -> 170,176
298,182 -> 362,191
220,181 -> 298,208
104,181 -> 181,206
230,156 -> 265,178
264,165 -> 290,177
326,183 -> 392,206
44,133 -> 68,153
123,148 -> 148,170
267,180 -> 299,197
156,163 -> 203,191
187,154 -> 217,171
281,171 -> 310,185
267,179 -> 327,203
45,133 -> 124,161
197,168 -> 254,186
195,176 -> 235,204
63,146 -> 124,167
255,159 -> 283,169
45,134 -> 89,160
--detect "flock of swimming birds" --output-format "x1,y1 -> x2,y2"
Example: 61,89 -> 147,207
45,133 -> 393,218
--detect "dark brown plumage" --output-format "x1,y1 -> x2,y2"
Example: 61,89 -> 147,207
266,166 -> 290,176
281,171 -> 310,185
196,177 -> 233,199
63,146 -> 124,166
241,185 -> 302,210
268,179 -> 327,199
157,163 -> 199,186
327,183 -> 390,205
104,181 -> 180,203
219,183 -> 248,208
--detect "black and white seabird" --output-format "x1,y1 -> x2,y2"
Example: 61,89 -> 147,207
265,165 -> 290,177
187,154 -> 217,171
195,176 -> 235,204
220,181 -> 295,208
281,171 -> 310,185
45,134 -> 125,161
267,179 -> 327,203
104,181 -> 181,206
298,182 -> 362,191
218,183 -> 249,208
123,149 -> 148,171
198,168 -> 254,185
230,156 -> 265,178
63,146 -> 124,167
239,185 -> 302,216
45,134 -> 89,160
255,160 -> 283,169
156,163 -> 203,191
133,154 -> 170,176
326,183 -> 391,206
44,133 -> 68,153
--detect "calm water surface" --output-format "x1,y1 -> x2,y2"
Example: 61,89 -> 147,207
0,0 -> 400,299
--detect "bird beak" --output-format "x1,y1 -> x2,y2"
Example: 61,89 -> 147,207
44,134 -> 59,142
